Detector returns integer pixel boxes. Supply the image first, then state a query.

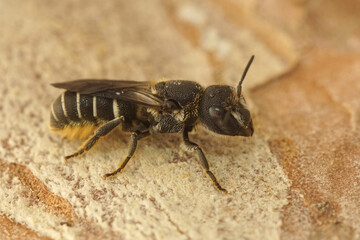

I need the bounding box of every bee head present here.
[198,56,254,136]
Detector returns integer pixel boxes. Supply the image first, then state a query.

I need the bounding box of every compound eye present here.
[209,106,226,119]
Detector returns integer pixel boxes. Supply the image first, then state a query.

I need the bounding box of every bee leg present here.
[104,130,150,178]
[65,117,124,161]
[183,130,228,193]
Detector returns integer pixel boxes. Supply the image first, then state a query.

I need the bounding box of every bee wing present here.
[51,79,149,94]
[51,79,164,107]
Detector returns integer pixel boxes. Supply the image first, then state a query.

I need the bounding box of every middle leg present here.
[104,130,150,178]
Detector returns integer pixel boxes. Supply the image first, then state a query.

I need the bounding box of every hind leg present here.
[65,117,124,161]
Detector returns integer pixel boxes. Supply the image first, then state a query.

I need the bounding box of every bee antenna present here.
[237,55,255,97]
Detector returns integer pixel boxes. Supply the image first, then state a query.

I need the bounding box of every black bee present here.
[50,56,255,192]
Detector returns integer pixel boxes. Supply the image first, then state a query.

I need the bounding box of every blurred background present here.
[0,0,360,239]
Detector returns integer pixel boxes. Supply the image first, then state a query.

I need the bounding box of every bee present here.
[50,56,255,192]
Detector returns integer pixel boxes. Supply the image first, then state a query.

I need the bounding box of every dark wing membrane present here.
[93,88,164,107]
[51,79,164,107]
[51,79,149,94]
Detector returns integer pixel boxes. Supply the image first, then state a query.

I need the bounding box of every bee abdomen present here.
[50,91,120,131]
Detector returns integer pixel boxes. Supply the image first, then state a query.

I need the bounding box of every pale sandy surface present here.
[0,0,360,240]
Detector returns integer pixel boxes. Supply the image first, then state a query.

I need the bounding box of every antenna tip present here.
[237,55,255,96]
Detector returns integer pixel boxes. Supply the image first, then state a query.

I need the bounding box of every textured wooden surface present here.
[1,0,359,239]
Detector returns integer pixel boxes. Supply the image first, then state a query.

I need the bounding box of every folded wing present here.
[52,79,164,107]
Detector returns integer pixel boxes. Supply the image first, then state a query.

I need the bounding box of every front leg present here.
[183,130,227,193]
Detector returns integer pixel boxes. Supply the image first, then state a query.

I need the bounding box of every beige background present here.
[0,0,360,239]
